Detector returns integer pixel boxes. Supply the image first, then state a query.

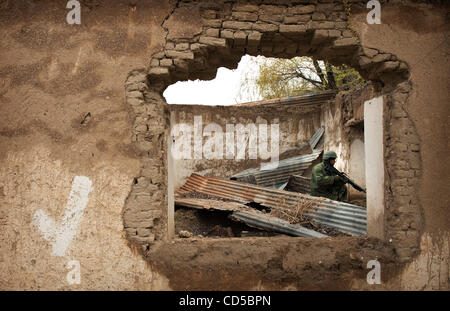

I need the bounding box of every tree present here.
[239,56,365,100]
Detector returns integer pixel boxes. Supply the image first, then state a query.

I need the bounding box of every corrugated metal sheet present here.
[285,175,311,194]
[234,90,336,108]
[277,143,312,159]
[177,174,367,236]
[231,151,322,188]
[175,197,247,211]
[175,197,327,238]
[309,127,325,150]
[230,211,328,238]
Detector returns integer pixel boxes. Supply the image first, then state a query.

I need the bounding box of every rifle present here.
[325,165,366,193]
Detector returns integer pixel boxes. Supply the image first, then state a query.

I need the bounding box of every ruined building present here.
[0,0,448,290]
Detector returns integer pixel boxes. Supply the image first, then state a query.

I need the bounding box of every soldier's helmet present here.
[323,151,337,160]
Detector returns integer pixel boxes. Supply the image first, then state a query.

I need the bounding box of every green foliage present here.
[256,57,320,99]
[332,64,365,92]
[241,56,365,100]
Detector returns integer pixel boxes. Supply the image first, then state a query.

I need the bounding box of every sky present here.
[163,55,264,106]
[163,54,324,106]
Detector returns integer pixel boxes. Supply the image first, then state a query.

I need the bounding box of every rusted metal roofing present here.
[234,90,336,108]
[285,175,311,194]
[231,151,322,188]
[177,174,367,236]
[175,196,327,238]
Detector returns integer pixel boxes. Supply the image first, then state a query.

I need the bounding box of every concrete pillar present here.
[167,112,175,239]
[349,138,366,198]
[364,96,385,239]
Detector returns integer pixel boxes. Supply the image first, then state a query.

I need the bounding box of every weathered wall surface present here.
[322,84,373,197]
[0,0,448,290]
[0,0,171,290]
[351,2,450,290]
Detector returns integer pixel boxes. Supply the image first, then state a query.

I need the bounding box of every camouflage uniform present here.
[310,151,348,201]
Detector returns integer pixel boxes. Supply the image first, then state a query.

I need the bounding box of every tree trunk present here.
[312,59,327,89]
[325,62,337,90]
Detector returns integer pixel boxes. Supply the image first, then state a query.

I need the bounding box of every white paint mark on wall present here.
[33,176,93,257]
[350,139,366,188]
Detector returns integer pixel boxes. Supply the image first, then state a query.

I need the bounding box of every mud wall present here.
[0,0,448,290]
[351,2,449,289]
[322,84,374,196]
[0,0,170,290]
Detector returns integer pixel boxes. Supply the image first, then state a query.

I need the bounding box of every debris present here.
[175,197,246,212]
[230,210,328,238]
[175,196,327,237]
[205,225,234,237]
[269,209,348,237]
[278,143,312,160]
[285,175,311,194]
[174,205,275,238]
[178,230,193,238]
[231,151,322,188]
[177,174,367,236]
[179,191,236,202]
[230,127,325,188]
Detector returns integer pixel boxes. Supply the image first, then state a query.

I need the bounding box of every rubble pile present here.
[175,127,366,239]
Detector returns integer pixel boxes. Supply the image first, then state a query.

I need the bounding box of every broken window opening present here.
[165,55,371,240]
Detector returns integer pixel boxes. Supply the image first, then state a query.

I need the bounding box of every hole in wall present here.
[163,54,370,240]
[121,2,422,289]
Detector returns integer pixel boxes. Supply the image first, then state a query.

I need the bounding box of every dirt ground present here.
[174,207,281,238]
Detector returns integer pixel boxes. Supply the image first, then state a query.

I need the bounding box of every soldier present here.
[310,151,348,201]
